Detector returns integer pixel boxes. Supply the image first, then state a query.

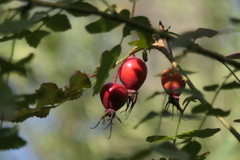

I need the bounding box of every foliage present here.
[0,0,240,160]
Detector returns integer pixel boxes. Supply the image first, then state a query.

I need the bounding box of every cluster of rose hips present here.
[92,54,186,138]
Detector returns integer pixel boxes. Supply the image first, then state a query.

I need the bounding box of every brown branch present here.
[153,29,240,142]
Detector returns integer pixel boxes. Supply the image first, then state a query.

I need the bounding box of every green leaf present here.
[194,152,210,160]
[30,12,47,22]
[0,53,34,76]
[221,81,240,89]
[142,49,148,62]
[15,53,34,66]
[128,32,150,48]
[35,83,65,108]
[177,128,221,139]
[25,30,50,48]
[15,92,41,109]
[0,0,11,4]
[11,108,50,122]
[192,28,218,40]
[45,14,71,32]
[230,17,240,24]
[191,103,211,114]
[123,16,151,37]
[181,141,201,157]
[0,127,26,150]
[65,70,91,100]
[66,1,98,17]
[128,148,152,160]
[134,111,159,129]
[0,20,33,33]
[154,141,189,160]
[234,119,240,123]
[0,30,31,43]
[182,89,203,98]
[124,16,153,48]
[146,135,173,143]
[203,84,219,91]
[207,108,230,117]
[85,9,130,34]
[93,45,121,95]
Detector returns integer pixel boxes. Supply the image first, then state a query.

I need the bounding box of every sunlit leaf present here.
[93,45,121,95]
[25,30,50,48]
[66,1,98,17]
[146,135,173,143]
[128,32,151,48]
[207,108,230,117]
[226,52,240,59]
[0,127,26,150]
[124,16,153,48]
[154,141,189,160]
[221,81,240,89]
[45,14,71,32]
[85,9,130,34]
[0,20,33,33]
[181,141,201,157]
[203,84,219,91]
[191,103,211,114]
[177,128,220,139]
[134,111,159,129]
[35,83,65,108]
[65,70,91,100]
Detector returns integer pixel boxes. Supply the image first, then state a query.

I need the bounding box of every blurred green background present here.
[1,0,240,159]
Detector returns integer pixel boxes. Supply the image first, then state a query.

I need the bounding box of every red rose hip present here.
[161,67,186,114]
[92,82,128,138]
[118,54,148,118]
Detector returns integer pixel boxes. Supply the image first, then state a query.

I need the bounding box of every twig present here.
[24,0,240,70]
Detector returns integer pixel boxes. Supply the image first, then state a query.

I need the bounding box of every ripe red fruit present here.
[161,67,186,114]
[118,54,148,117]
[91,82,128,138]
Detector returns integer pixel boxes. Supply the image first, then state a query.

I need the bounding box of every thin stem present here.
[197,71,232,130]
[222,62,240,82]
[131,2,136,18]
[6,39,16,84]
[155,94,168,134]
